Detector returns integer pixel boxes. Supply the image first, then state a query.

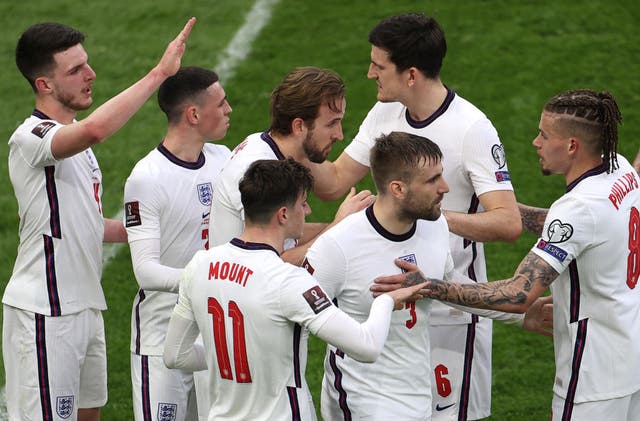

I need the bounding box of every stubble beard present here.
[302,131,328,164]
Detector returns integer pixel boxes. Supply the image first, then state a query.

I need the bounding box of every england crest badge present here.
[197,182,213,206]
[398,253,417,273]
[157,402,177,421]
[56,395,74,419]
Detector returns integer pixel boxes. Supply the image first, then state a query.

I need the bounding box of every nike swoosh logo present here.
[202,212,210,219]
[435,403,455,411]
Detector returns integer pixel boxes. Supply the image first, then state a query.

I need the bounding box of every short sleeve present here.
[344,104,383,167]
[462,118,514,197]
[10,120,62,168]
[531,197,595,274]
[303,232,347,300]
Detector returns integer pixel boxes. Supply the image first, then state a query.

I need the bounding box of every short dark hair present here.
[368,13,446,78]
[16,22,86,92]
[157,66,220,124]
[270,66,345,136]
[370,131,443,194]
[544,89,622,173]
[239,158,314,225]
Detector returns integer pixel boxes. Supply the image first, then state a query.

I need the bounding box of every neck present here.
[162,127,206,162]
[239,224,286,255]
[35,97,77,125]
[372,198,414,235]
[405,78,448,122]
[565,155,605,186]
[269,131,305,161]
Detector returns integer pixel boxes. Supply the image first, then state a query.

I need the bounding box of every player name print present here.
[208,260,254,287]
[608,171,639,210]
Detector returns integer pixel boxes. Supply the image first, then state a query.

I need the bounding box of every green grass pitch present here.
[1,1,638,419]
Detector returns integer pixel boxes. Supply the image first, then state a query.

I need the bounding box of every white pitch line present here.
[0,1,280,418]
[214,0,281,83]
[102,0,281,266]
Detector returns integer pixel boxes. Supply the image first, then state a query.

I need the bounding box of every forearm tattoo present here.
[518,204,548,236]
[410,252,558,309]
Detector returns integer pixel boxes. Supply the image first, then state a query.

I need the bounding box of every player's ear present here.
[407,67,419,87]
[389,180,406,199]
[291,117,306,136]
[567,137,578,153]
[34,76,52,95]
[275,205,289,225]
[185,104,199,125]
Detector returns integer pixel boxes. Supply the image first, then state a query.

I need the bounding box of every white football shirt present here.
[531,155,640,403]
[345,91,513,324]
[174,239,344,421]
[304,206,454,420]
[4,110,106,316]
[125,142,231,355]
[210,131,285,247]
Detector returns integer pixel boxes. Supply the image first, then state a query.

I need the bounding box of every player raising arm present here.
[3,18,195,421]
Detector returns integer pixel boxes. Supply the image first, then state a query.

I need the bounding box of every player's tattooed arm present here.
[518,203,548,236]
[373,252,558,313]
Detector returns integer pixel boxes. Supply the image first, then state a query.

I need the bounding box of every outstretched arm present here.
[371,251,558,314]
[444,190,521,243]
[518,203,548,237]
[307,152,370,201]
[314,281,427,363]
[51,18,196,159]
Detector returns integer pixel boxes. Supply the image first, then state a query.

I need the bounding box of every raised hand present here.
[156,17,197,78]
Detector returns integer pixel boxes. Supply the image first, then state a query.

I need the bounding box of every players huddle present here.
[3,12,639,421]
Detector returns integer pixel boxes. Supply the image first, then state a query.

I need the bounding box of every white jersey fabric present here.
[530,155,640,407]
[345,90,513,419]
[304,206,454,420]
[124,142,231,356]
[171,238,395,421]
[4,110,106,316]
[345,91,513,306]
[210,131,285,247]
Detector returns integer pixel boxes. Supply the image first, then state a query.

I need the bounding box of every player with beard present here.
[374,90,640,421]
[163,158,428,420]
[307,14,521,420]
[3,18,195,421]
[210,66,374,265]
[303,132,551,420]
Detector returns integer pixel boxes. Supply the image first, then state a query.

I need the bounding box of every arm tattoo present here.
[402,272,428,288]
[518,203,548,236]
[420,252,558,310]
